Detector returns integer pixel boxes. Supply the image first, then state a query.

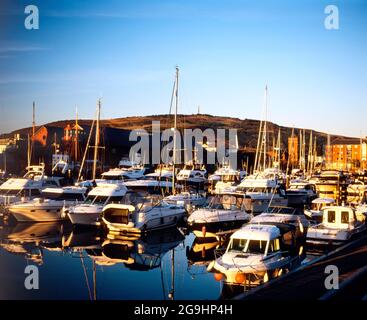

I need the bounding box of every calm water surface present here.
[0,214,236,300]
[0,211,316,300]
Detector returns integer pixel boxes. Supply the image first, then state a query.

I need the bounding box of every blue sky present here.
[0,0,366,137]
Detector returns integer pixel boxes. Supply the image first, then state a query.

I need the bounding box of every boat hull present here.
[104,209,185,236]
[68,211,101,227]
[9,207,65,222]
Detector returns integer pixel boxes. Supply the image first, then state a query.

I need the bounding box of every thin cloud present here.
[0,46,48,53]
[0,68,169,85]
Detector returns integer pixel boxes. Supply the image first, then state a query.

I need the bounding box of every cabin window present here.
[245,240,267,254]
[341,211,349,224]
[229,238,247,251]
[327,211,336,223]
[268,239,280,253]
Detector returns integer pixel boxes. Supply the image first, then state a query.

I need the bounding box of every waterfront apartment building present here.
[325,139,367,171]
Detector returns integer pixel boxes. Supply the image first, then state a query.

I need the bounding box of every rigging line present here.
[80,251,93,300]
[77,117,96,182]
[168,76,176,116]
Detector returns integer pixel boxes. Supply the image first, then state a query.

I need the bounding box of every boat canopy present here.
[230,224,281,241]
[311,197,335,204]
[88,184,127,197]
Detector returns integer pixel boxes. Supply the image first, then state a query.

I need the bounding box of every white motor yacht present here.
[0,165,63,206]
[306,205,367,246]
[101,167,146,182]
[124,172,181,194]
[102,200,186,235]
[250,206,310,239]
[41,185,88,201]
[8,185,88,223]
[163,191,207,207]
[188,192,252,240]
[176,163,207,187]
[286,180,317,207]
[208,223,298,284]
[66,183,128,227]
[208,164,246,194]
[236,175,288,214]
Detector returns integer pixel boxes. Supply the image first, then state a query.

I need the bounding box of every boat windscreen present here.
[229,238,268,254]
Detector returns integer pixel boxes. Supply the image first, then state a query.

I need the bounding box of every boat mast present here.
[92,99,101,180]
[32,101,35,164]
[275,128,281,169]
[254,117,263,173]
[263,85,268,171]
[172,67,179,195]
[286,127,294,175]
[307,130,313,174]
[77,118,95,182]
[299,129,306,171]
[75,106,79,163]
[27,102,36,167]
[313,137,317,172]
[327,133,331,169]
[27,134,31,167]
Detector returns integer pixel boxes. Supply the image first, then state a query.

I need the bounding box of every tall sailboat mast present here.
[327,133,331,169]
[263,85,268,170]
[307,130,313,174]
[92,99,101,180]
[286,126,295,178]
[254,118,263,173]
[274,128,281,169]
[75,107,79,162]
[32,101,35,145]
[299,130,304,170]
[28,102,36,167]
[172,67,179,195]
[27,134,31,167]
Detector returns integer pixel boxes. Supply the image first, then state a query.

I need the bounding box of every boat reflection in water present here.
[100,227,185,270]
[186,236,227,267]
[0,218,218,299]
[0,221,69,265]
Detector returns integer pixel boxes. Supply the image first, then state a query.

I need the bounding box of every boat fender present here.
[207,260,214,272]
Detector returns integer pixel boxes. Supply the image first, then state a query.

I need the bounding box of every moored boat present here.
[187,192,252,240]
[208,223,300,285]
[102,200,185,235]
[306,205,367,246]
[66,183,128,227]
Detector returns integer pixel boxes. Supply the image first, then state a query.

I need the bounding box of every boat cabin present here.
[322,206,362,229]
[85,184,127,205]
[226,223,296,257]
[208,193,245,210]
